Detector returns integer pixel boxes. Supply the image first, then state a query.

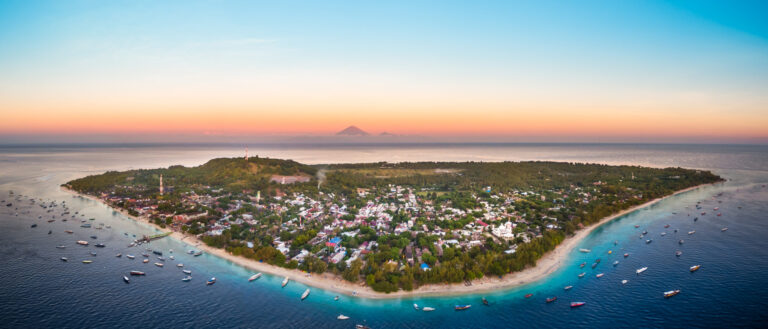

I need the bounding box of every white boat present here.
[688,231,695,235]
[154,262,164,267]
[182,276,192,282]
[621,279,628,284]
[636,267,648,274]
[183,269,192,274]
[413,303,419,310]
[613,261,619,266]
[282,277,289,287]
[579,248,591,253]
[422,307,435,312]
[249,273,262,282]
[721,227,728,232]
[301,288,310,300]
[123,275,130,283]
[337,315,349,320]
[177,263,183,268]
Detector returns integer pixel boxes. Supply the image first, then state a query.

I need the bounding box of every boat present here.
[694,217,698,221]
[578,272,585,278]
[591,263,597,269]
[115,253,122,257]
[717,213,722,216]
[721,227,728,232]
[90,235,97,239]
[613,261,619,266]
[579,248,591,253]
[123,275,130,283]
[129,271,145,275]
[126,255,135,259]
[679,240,684,245]
[454,305,471,311]
[690,265,701,272]
[157,256,165,261]
[413,303,419,310]
[660,232,666,236]
[664,224,670,228]
[664,290,680,298]
[177,264,184,268]
[646,239,653,244]
[579,262,586,268]
[82,260,92,264]
[634,225,640,228]
[182,276,192,282]
[596,273,604,278]
[688,231,695,235]
[676,251,683,257]
[624,253,629,258]
[60,257,68,262]
[207,277,216,285]
[56,245,66,249]
[356,325,372,329]
[95,243,105,248]
[482,297,489,306]
[642,230,648,235]
[636,267,648,274]
[80,224,90,228]
[595,258,601,263]
[65,230,73,234]
[169,255,174,260]
[546,296,557,303]
[153,250,163,256]
[337,315,349,320]
[422,307,435,312]
[570,302,586,308]
[564,286,573,290]
[248,273,262,282]
[524,293,533,298]
[194,251,203,257]
[301,288,310,300]
[76,240,88,246]
[154,262,163,267]
[714,207,719,211]
[183,270,192,275]
[142,259,149,263]
[621,279,628,284]
[89,251,97,256]
[282,277,289,287]
[334,296,339,301]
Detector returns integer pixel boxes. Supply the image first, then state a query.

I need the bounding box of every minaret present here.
[159,174,164,196]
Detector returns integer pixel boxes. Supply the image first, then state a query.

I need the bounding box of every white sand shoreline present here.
[62,183,710,299]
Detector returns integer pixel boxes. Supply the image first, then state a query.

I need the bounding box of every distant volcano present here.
[336,125,370,136]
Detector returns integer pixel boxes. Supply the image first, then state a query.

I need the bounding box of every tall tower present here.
[159,174,164,196]
[245,147,249,161]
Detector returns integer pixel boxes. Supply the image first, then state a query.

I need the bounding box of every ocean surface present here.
[0,143,767,329]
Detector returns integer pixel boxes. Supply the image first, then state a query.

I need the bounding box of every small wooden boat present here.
[129,271,145,275]
[282,277,289,287]
[664,290,680,298]
[636,267,648,274]
[207,277,216,285]
[546,296,557,303]
[143,259,149,263]
[154,262,163,267]
[690,265,701,272]
[570,302,586,308]
[578,272,585,278]
[454,305,471,310]
[301,288,310,300]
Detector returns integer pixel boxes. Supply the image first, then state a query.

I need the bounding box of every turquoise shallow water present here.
[0,144,767,328]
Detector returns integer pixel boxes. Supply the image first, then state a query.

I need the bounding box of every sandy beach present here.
[63,183,710,299]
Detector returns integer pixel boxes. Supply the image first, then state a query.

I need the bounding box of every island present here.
[64,157,722,296]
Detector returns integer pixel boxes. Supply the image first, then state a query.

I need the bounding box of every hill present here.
[336,125,369,136]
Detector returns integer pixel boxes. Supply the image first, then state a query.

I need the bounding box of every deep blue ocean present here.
[0,143,767,328]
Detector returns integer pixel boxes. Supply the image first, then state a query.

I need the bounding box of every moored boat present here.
[56,245,66,249]
[454,305,471,310]
[129,271,145,275]
[337,315,350,320]
[624,253,629,258]
[143,259,149,263]
[578,272,585,278]
[636,267,648,274]
[126,255,135,259]
[207,277,216,285]
[422,307,435,312]
[413,303,419,310]
[177,263,183,268]
[579,262,585,268]
[182,276,192,282]
[183,269,192,274]
[154,262,163,267]
[248,273,262,282]
[721,227,728,232]
[123,275,130,283]
[688,231,695,235]
[82,260,92,264]
[524,293,533,298]
[596,273,604,278]
[570,302,586,308]
[578,248,591,253]
[613,260,619,266]
[282,277,289,287]
[76,240,88,246]
[621,279,628,284]
[564,285,572,290]
[60,257,68,261]
[301,288,310,300]
[546,296,557,303]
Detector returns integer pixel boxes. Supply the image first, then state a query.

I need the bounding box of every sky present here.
[1,0,767,144]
